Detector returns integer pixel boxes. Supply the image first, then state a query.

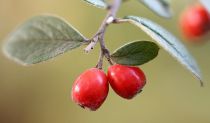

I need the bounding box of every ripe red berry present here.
[107,64,146,99]
[71,68,109,111]
[180,4,210,40]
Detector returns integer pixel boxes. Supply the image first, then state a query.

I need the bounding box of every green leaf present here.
[200,0,210,13]
[111,41,159,66]
[83,0,108,9]
[138,0,172,18]
[3,15,86,65]
[124,16,203,85]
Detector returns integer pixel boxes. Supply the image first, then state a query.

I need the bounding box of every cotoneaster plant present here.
[180,4,210,40]
[2,0,207,111]
[108,64,146,99]
[72,68,108,111]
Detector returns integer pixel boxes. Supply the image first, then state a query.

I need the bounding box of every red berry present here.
[107,64,146,99]
[71,68,109,111]
[180,4,210,40]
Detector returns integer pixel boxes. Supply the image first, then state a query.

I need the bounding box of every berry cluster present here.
[71,64,146,111]
[180,4,210,41]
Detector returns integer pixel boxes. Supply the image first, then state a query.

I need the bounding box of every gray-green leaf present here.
[111,41,159,66]
[200,0,210,13]
[3,15,86,65]
[124,16,203,85]
[83,0,108,9]
[138,0,172,18]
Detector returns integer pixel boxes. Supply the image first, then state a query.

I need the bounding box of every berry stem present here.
[96,50,104,69]
[84,0,121,67]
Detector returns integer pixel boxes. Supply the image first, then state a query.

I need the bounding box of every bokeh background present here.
[0,0,210,123]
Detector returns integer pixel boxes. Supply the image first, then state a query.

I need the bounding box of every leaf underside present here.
[139,0,172,18]
[124,16,203,84]
[3,15,86,65]
[111,41,159,66]
[83,0,108,9]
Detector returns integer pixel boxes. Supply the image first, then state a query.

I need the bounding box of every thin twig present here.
[95,50,104,69]
[85,0,121,68]
[113,18,129,24]
[96,27,113,68]
[84,0,121,53]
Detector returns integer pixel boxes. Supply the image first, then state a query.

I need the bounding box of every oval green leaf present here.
[138,0,172,18]
[124,16,203,85]
[200,0,210,13]
[83,0,108,9]
[3,15,86,65]
[111,41,159,66]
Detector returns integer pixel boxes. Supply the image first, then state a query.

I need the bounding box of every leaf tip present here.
[200,80,204,87]
[192,71,204,87]
[2,42,30,66]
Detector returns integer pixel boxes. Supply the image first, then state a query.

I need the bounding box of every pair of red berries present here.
[71,64,146,111]
[180,4,210,40]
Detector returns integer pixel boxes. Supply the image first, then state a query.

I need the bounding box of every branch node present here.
[106,16,114,24]
[84,41,97,53]
[84,0,121,65]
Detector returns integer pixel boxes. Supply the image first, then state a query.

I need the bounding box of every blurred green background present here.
[0,0,210,123]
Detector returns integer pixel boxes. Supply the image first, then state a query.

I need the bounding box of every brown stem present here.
[84,0,121,68]
[84,0,121,52]
[95,50,104,69]
[113,18,129,24]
